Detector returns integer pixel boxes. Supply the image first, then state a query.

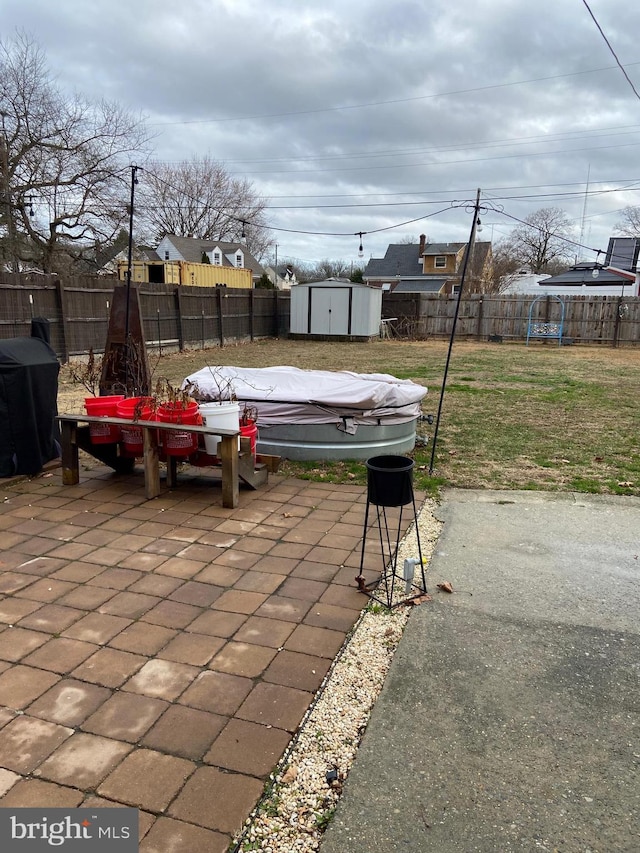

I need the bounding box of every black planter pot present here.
[366,455,414,507]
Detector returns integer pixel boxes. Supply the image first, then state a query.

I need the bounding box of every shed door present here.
[309,288,350,335]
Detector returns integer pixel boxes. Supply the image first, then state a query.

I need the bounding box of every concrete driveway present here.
[320,489,640,853]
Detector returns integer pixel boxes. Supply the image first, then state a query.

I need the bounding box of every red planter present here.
[85,395,124,444]
[157,401,201,457]
[116,397,156,457]
[240,420,258,463]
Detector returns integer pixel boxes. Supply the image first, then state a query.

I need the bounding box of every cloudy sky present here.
[3,0,640,266]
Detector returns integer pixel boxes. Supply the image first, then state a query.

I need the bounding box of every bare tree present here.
[614,206,640,238]
[295,259,355,282]
[486,241,522,292]
[0,32,152,273]
[137,156,273,261]
[502,207,574,273]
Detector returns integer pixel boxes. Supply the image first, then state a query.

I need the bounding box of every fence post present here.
[476,294,484,341]
[273,289,279,337]
[173,287,184,351]
[249,289,255,341]
[217,288,225,346]
[612,296,622,348]
[55,277,70,362]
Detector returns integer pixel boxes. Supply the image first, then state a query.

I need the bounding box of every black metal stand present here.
[356,455,427,608]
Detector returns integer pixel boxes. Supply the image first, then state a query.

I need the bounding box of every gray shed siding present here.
[290,281,382,337]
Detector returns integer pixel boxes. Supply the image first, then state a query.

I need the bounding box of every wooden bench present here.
[57,414,265,508]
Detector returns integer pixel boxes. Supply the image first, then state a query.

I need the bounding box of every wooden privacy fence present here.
[0,273,290,360]
[1,273,638,355]
[382,292,640,346]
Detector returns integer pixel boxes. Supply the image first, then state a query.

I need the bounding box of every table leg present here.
[143,426,161,499]
[60,420,79,485]
[219,434,239,508]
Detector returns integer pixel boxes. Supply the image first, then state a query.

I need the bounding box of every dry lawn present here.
[58,338,640,497]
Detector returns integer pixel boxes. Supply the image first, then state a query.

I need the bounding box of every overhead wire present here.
[581,0,640,102]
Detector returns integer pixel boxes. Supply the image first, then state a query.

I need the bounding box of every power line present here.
[149,60,640,126]
[581,0,640,102]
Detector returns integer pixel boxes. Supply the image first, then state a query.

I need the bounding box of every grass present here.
[58,337,640,498]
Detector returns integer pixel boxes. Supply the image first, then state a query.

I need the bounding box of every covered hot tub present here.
[184,365,427,461]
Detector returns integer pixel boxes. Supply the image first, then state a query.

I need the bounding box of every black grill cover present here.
[0,333,60,477]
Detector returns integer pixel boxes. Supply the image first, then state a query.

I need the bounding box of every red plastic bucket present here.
[157,401,201,457]
[240,421,258,463]
[116,397,155,456]
[84,395,124,444]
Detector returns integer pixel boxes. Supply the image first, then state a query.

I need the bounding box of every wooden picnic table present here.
[57,414,246,507]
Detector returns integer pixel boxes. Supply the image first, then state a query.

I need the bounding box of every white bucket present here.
[199,401,240,456]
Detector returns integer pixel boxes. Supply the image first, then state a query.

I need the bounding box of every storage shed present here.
[289,279,382,340]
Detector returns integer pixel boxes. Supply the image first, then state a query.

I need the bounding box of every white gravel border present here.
[232,499,442,853]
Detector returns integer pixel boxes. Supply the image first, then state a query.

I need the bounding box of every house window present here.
[164,251,170,260]
[236,254,243,267]
[213,252,221,265]
[435,256,446,268]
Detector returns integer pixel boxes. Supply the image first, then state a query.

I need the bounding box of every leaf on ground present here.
[407,593,432,606]
[281,765,298,784]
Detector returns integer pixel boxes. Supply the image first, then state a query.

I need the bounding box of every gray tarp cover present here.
[184,365,427,425]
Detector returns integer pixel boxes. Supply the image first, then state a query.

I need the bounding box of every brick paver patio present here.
[0,463,417,851]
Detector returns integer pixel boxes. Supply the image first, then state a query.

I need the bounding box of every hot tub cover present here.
[184,365,427,426]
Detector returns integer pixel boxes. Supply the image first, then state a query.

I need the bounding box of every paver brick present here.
[142,705,226,760]
[98,748,195,812]
[237,682,312,732]
[108,622,177,655]
[179,670,253,716]
[34,732,132,788]
[71,647,146,688]
[263,649,331,692]
[212,589,268,614]
[0,715,73,773]
[98,591,161,619]
[157,632,225,666]
[27,679,111,726]
[0,778,84,807]
[122,658,199,701]
[17,604,85,634]
[284,624,346,658]
[22,637,98,674]
[209,641,277,677]
[0,665,60,709]
[205,718,290,777]
[0,597,42,624]
[233,615,295,648]
[186,609,247,638]
[14,578,76,602]
[82,692,168,742]
[304,602,359,632]
[168,580,223,606]
[0,626,49,661]
[140,816,229,853]
[140,599,203,629]
[168,765,263,834]
[62,612,132,644]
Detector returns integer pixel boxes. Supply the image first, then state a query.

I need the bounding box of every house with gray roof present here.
[363,234,492,294]
[503,237,640,296]
[155,234,266,284]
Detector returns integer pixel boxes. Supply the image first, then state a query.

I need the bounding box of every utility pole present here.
[0,111,18,272]
[429,188,482,475]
